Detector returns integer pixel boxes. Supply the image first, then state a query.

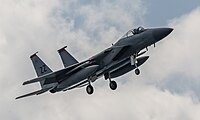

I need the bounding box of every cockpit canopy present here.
[121,26,145,39]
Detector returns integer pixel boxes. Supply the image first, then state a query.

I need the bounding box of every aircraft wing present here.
[63,80,88,91]
[89,45,130,62]
[16,87,52,99]
[112,45,131,61]
[23,76,47,85]
[22,70,63,85]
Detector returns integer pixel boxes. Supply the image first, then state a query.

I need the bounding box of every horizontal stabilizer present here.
[16,87,52,99]
[23,60,90,86]
[22,71,56,85]
[23,77,44,85]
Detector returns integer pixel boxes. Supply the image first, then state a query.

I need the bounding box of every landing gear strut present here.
[130,54,140,75]
[86,79,94,95]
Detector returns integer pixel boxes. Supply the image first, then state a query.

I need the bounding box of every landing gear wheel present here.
[86,85,94,95]
[109,81,117,90]
[135,68,140,75]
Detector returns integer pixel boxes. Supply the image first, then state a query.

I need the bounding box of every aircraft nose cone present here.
[153,28,173,41]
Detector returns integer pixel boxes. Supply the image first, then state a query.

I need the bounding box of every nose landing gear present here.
[135,68,140,75]
[86,84,94,95]
[130,54,140,75]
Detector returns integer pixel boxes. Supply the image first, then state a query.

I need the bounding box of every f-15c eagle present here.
[16,26,173,99]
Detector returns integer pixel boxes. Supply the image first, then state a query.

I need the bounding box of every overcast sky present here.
[0,0,200,120]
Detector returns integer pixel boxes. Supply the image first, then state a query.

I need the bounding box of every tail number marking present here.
[40,65,47,74]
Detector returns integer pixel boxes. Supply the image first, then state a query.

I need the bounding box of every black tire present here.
[86,85,94,95]
[135,68,140,75]
[109,81,117,90]
[50,89,56,93]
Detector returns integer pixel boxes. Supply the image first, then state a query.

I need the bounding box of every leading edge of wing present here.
[16,87,52,99]
[112,45,131,61]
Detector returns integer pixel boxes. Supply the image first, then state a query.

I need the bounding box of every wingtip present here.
[15,96,21,100]
[22,80,30,85]
[30,51,39,59]
[22,82,26,85]
[57,46,67,53]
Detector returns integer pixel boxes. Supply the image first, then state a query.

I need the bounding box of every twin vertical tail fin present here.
[57,46,79,67]
[30,47,78,88]
[30,52,53,88]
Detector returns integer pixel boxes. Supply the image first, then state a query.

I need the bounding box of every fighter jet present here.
[16,26,173,99]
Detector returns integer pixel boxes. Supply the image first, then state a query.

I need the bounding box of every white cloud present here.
[138,7,200,100]
[0,0,200,120]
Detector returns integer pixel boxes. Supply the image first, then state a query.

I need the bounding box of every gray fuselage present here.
[55,27,173,91]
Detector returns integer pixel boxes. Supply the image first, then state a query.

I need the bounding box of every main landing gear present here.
[86,79,94,95]
[86,54,142,95]
[86,75,98,94]
[86,72,118,95]
[107,72,117,90]
[109,78,117,90]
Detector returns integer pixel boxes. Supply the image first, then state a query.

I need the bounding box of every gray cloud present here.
[0,0,200,120]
